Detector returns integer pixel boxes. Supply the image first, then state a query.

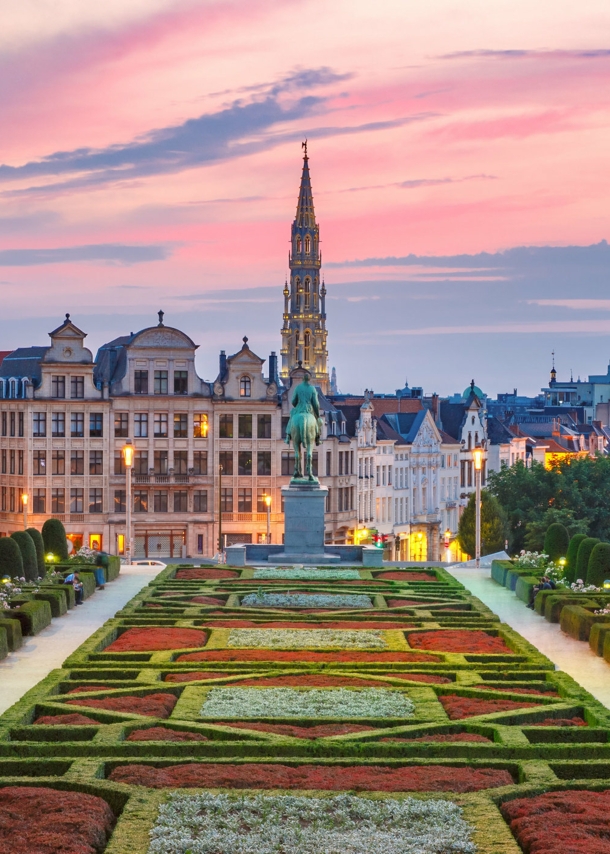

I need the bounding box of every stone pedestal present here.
[267,480,340,564]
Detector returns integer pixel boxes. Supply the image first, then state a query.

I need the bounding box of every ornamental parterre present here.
[241,592,374,609]
[226,628,388,649]
[252,567,361,580]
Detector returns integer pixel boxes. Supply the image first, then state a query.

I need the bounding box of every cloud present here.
[527,299,610,310]
[440,49,610,61]
[0,211,61,233]
[347,320,610,339]
[0,243,172,266]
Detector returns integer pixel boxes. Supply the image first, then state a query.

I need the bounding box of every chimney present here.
[430,393,439,425]
[219,350,227,379]
[268,351,278,385]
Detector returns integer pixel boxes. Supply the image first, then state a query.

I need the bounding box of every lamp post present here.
[264,493,272,543]
[21,493,28,530]
[444,527,451,563]
[218,464,223,554]
[473,447,483,569]
[122,441,134,563]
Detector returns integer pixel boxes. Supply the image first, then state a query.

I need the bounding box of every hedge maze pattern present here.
[1,563,610,853]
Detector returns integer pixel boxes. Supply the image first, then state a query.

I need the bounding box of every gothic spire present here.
[295,142,316,229]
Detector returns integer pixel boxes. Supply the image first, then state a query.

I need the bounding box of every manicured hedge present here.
[26,528,46,578]
[543,523,569,562]
[0,618,22,651]
[10,532,38,583]
[6,599,52,635]
[565,533,588,584]
[576,537,600,582]
[0,538,23,580]
[586,542,610,588]
[560,605,610,642]
[42,518,69,561]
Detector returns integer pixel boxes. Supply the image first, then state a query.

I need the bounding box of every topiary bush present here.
[575,537,600,584]
[42,518,68,561]
[543,523,570,563]
[565,533,588,584]
[0,537,24,580]
[26,528,45,578]
[586,542,610,588]
[10,532,38,583]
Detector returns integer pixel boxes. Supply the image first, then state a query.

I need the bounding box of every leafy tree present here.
[575,537,600,583]
[487,461,559,552]
[42,518,68,561]
[586,542,610,587]
[10,532,38,582]
[0,538,24,580]
[457,490,510,558]
[523,508,588,553]
[565,533,588,584]
[26,528,45,578]
[543,522,570,562]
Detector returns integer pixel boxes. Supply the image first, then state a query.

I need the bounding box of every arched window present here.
[295,277,301,310]
[240,376,251,397]
[296,236,302,253]
[305,234,311,254]
[304,278,311,309]
[467,433,472,450]
[295,330,300,359]
[304,329,311,364]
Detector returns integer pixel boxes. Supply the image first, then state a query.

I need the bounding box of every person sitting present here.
[93,549,107,589]
[527,575,556,609]
[63,571,84,605]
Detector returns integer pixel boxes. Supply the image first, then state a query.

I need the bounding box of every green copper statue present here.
[285,373,322,481]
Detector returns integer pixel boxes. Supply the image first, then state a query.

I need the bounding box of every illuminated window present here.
[304,330,311,364]
[296,236,302,253]
[305,234,311,254]
[240,376,251,397]
[304,278,311,309]
[194,413,208,438]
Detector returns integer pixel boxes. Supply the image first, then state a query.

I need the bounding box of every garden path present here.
[448,563,610,710]
[0,564,165,715]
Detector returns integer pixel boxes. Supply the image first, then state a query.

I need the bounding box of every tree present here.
[457,490,510,558]
[26,528,46,578]
[0,538,24,580]
[575,537,600,584]
[42,518,68,561]
[543,523,570,562]
[586,542,610,587]
[523,508,588,553]
[10,532,38,583]
[487,461,560,552]
[565,533,588,584]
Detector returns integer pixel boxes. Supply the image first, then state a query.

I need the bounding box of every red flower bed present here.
[478,685,560,697]
[106,627,208,652]
[109,762,513,791]
[176,650,440,663]
[388,673,452,684]
[165,671,231,683]
[204,620,413,629]
[176,568,238,579]
[34,713,100,726]
[500,790,610,854]
[160,592,184,597]
[67,686,108,694]
[529,717,587,727]
[127,727,208,742]
[440,694,539,720]
[144,604,164,609]
[67,693,177,718]
[227,674,391,688]
[408,630,512,654]
[219,722,374,739]
[190,597,225,605]
[387,600,440,608]
[0,786,115,854]
[380,733,492,743]
[377,572,437,582]
[236,579,385,586]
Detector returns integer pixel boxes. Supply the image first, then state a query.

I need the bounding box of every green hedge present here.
[586,542,610,588]
[491,559,513,587]
[0,626,7,661]
[589,622,610,656]
[0,618,22,651]
[10,531,38,583]
[543,522,570,562]
[565,533,588,584]
[559,605,610,642]
[42,518,68,561]
[0,537,23,580]
[31,588,68,618]
[576,537,600,582]
[515,575,539,604]
[26,527,46,578]
[6,598,52,635]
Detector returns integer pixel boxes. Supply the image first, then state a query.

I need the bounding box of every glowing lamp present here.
[473,448,483,471]
[21,493,28,506]
[603,579,610,590]
[46,553,55,562]
[122,441,134,468]
[559,557,566,567]
[264,494,272,507]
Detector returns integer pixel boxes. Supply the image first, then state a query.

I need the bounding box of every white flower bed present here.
[241,592,373,609]
[149,792,476,854]
[253,568,361,580]
[199,687,414,718]
[227,628,387,649]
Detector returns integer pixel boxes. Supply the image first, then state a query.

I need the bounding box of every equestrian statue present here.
[285,372,322,481]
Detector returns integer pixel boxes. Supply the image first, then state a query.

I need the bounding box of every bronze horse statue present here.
[285,374,322,481]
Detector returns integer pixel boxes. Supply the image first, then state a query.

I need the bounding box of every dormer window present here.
[240,376,251,398]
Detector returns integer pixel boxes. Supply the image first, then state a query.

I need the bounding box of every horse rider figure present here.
[285,372,322,481]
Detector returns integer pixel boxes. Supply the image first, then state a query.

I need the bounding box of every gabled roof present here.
[439,400,467,441]
[380,410,427,443]
[0,347,48,383]
[487,415,515,445]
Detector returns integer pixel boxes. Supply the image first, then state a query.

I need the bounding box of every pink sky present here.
[1,0,610,393]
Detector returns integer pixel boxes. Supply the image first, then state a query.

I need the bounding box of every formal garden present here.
[0,560,608,853]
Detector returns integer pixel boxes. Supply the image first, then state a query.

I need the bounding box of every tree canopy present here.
[457,490,509,558]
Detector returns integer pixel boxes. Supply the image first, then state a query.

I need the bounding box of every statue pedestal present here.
[267,480,341,564]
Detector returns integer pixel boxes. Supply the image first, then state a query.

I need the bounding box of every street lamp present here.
[473,447,483,569]
[218,464,223,554]
[122,441,134,563]
[444,527,451,563]
[21,493,28,530]
[264,493,272,543]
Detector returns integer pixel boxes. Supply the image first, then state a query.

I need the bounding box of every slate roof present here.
[0,347,48,385]
[486,415,515,445]
[439,401,466,441]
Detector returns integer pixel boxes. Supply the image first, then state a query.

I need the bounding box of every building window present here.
[174,450,188,475]
[9,412,15,437]
[1,412,5,436]
[114,490,126,513]
[134,490,148,512]
[219,413,234,438]
[154,491,168,513]
[134,370,148,394]
[1,486,5,511]
[19,449,25,475]
[89,412,103,437]
[305,234,311,254]
[51,375,65,398]
[281,451,295,476]
[33,489,46,513]
[33,450,46,476]
[238,451,252,476]
[304,330,311,364]
[33,412,46,437]
[114,451,126,475]
[134,413,148,438]
[257,489,270,513]
[70,488,84,513]
[71,376,84,399]
[52,412,65,437]
[237,414,252,439]
[9,450,14,474]
[338,452,343,476]
[281,416,289,439]
[219,451,233,475]
[257,451,271,476]
[238,487,252,512]
[134,451,148,475]
[326,450,332,477]
[89,490,103,514]
[154,450,168,475]
[173,491,188,512]
[193,490,207,512]
[174,370,188,395]
[51,488,65,514]
[193,450,208,475]
[304,278,311,309]
[114,413,129,437]
[89,450,103,475]
[173,413,188,438]
[154,370,168,394]
[194,413,208,438]
[18,411,24,437]
[257,414,271,439]
[71,450,84,476]
[296,236,302,253]
[9,488,15,513]
[1,450,5,473]
[154,413,168,437]
[52,451,65,476]
[220,487,233,512]
[239,376,251,397]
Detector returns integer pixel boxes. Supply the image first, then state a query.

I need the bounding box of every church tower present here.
[280,143,329,393]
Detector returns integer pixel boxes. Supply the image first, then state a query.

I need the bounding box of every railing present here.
[221,513,283,523]
[133,474,192,484]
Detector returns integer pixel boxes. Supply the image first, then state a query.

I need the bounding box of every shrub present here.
[576,537,600,582]
[0,538,24,580]
[565,533,588,584]
[457,490,509,557]
[542,523,569,562]
[586,542,610,587]
[26,528,45,578]
[42,518,68,561]
[10,532,38,583]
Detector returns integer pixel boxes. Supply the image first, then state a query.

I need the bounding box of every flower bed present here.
[199,687,415,719]
[110,762,513,792]
[439,694,540,720]
[177,650,440,663]
[175,569,238,579]
[389,673,452,684]
[477,685,560,697]
[252,568,361,580]
[408,630,512,654]
[126,727,208,742]
[67,685,109,694]
[105,627,208,652]
[218,722,376,738]
[34,713,100,726]
[205,620,413,629]
[381,733,492,744]
[148,791,476,854]
[529,717,587,727]
[500,789,610,854]
[241,593,373,609]
[387,599,441,608]
[165,671,231,683]
[377,571,437,581]
[226,628,387,650]
[221,675,395,688]
[67,693,177,718]
[0,786,115,854]
[190,596,225,605]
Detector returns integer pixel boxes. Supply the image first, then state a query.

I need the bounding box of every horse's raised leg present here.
[293,439,302,478]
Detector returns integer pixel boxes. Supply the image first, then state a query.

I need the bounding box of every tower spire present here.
[295,141,316,229]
